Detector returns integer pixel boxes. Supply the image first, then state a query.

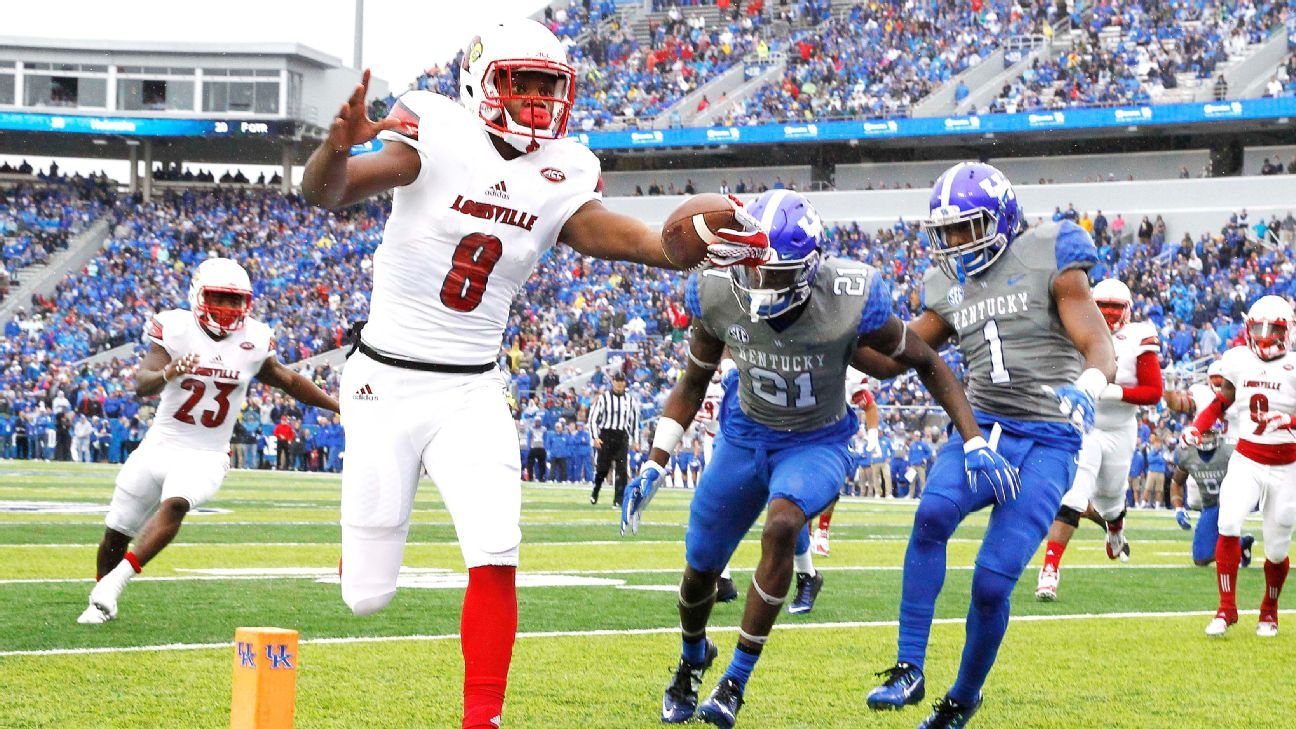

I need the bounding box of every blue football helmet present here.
[923,162,1023,281]
[731,190,823,321]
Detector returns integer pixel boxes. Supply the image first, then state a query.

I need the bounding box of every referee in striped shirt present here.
[588,372,639,506]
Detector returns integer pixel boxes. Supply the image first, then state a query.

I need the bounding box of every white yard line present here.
[0,609,1279,658]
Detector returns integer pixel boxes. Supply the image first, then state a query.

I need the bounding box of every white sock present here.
[720,566,732,580]
[794,550,815,577]
[93,558,136,602]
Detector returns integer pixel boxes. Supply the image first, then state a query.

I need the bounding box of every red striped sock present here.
[1043,541,1066,572]
[461,566,517,729]
[1216,536,1241,621]
[1262,558,1289,616]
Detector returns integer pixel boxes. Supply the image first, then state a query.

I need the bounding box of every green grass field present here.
[0,461,1287,728]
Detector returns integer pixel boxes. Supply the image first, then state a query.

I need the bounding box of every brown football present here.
[661,193,739,270]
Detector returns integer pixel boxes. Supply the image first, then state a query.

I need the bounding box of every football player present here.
[641,190,1017,727]
[813,367,882,556]
[299,20,769,729]
[77,258,339,624]
[1187,296,1296,638]
[859,163,1115,727]
[1168,423,1253,567]
[1035,278,1162,601]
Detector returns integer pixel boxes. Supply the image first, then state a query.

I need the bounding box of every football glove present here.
[1175,508,1192,530]
[1043,384,1096,434]
[620,461,665,536]
[866,428,882,458]
[706,195,771,268]
[1181,425,1202,448]
[1256,412,1296,436]
[964,427,1020,505]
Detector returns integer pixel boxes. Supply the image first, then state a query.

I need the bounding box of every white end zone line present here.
[1,609,1282,658]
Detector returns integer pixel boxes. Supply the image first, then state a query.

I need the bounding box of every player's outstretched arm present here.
[134,344,196,398]
[1054,269,1117,382]
[1186,378,1236,444]
[646,325,726,466]
[256,356,341,413]
[560,200,679,269]
[857,316,980,443]
[850,310,954,380]
[301,69,420,210]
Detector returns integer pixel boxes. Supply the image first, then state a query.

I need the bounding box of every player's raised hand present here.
[327,69,401,154]
[963,429,1020,505]
[1180,425,1202,448]
[164,353,199,382]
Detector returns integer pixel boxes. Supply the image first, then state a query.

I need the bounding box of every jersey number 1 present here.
[441,233,504,313]
[983,319,1011,384]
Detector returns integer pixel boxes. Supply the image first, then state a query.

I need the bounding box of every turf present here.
[0,462,1286,728]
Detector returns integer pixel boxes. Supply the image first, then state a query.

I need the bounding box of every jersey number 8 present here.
[441,233,504,313]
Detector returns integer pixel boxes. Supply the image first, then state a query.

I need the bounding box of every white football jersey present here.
[1189,382,1242,443]
[1095,320,1159,431]
[1217,345,1296,446]
[143,309,274,452]
[695,380,724,436]
[366,91,602,365]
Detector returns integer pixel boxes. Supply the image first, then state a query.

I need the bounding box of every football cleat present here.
[716,576,739,604]
[812,528,830,557]
[866,662,926,710]
[696,676,745,728]
[1257,614,1278,638]
[76,602,114,625]
[1105,530,1130,562]
[787,571,824,615]
[1241,535,1255,569]
[917,694,981,729]
[1035,566,1059,602]
[661,639,718,723]
[1205,613,1236,637]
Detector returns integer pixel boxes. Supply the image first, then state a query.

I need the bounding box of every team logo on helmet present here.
[947,284,965,307]
[727,324,750,344]
[541,167,566,183]
[465,36,483,72]
[240,342,255,350]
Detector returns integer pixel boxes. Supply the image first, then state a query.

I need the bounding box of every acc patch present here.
[465,36,483,72]
[240,341,255,350]
[727,324,750,344]
[946,284,965,307]
[541,167,566,183]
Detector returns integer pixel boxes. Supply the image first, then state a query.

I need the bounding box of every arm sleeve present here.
[1054,220,1099,274]
[857,273,893,336]
[1121,351,1164,405]
[684,274,704,320]
[1192,394,1229,432]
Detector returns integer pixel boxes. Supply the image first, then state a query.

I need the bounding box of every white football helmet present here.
[1092,278,1132,333]
[1244,295,1293,361]
[459,19,576,154]
[1206,359,1225,393]
[188,257,252,337]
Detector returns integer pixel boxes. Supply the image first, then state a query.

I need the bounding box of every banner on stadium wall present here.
[0,112,296,137]
[573,97,1296,150]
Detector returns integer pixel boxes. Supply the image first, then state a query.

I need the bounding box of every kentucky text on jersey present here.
[950,292,1031,330]
[731,348,828,372]
[449,195,539,231]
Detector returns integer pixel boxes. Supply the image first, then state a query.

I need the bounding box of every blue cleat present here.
[661,640,717,723]
[1242,534,1255,568]
[787,571,824,615]
[917,694,981,728]
[866,662,926,710]
[696,676,745,728]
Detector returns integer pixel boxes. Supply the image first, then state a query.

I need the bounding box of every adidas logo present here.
[211,354,225,365]
[353,384,378,401]
[485,179,509,199]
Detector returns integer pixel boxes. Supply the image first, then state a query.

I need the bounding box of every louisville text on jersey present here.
[950,292,1032,330]
[1242,379,1283,391]
[449,195,539,231]
[190,365,242,381]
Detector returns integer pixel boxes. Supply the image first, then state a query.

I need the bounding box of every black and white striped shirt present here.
[589,390,639,440]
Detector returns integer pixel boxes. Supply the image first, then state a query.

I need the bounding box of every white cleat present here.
[812,529,830,558]
[77,602,115,625]
[1205,617,1233,637]
[1035,566,1059,602]
[1257,621,1278,638]
[1105,530,1131,562]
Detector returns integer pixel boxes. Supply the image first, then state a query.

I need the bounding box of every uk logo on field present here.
[237,641,256,668]
[267,644,294,670]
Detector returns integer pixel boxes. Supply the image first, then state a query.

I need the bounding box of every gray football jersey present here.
[691,257,891,432]
[922,221,1096,422]
[1174,442,1234,510]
